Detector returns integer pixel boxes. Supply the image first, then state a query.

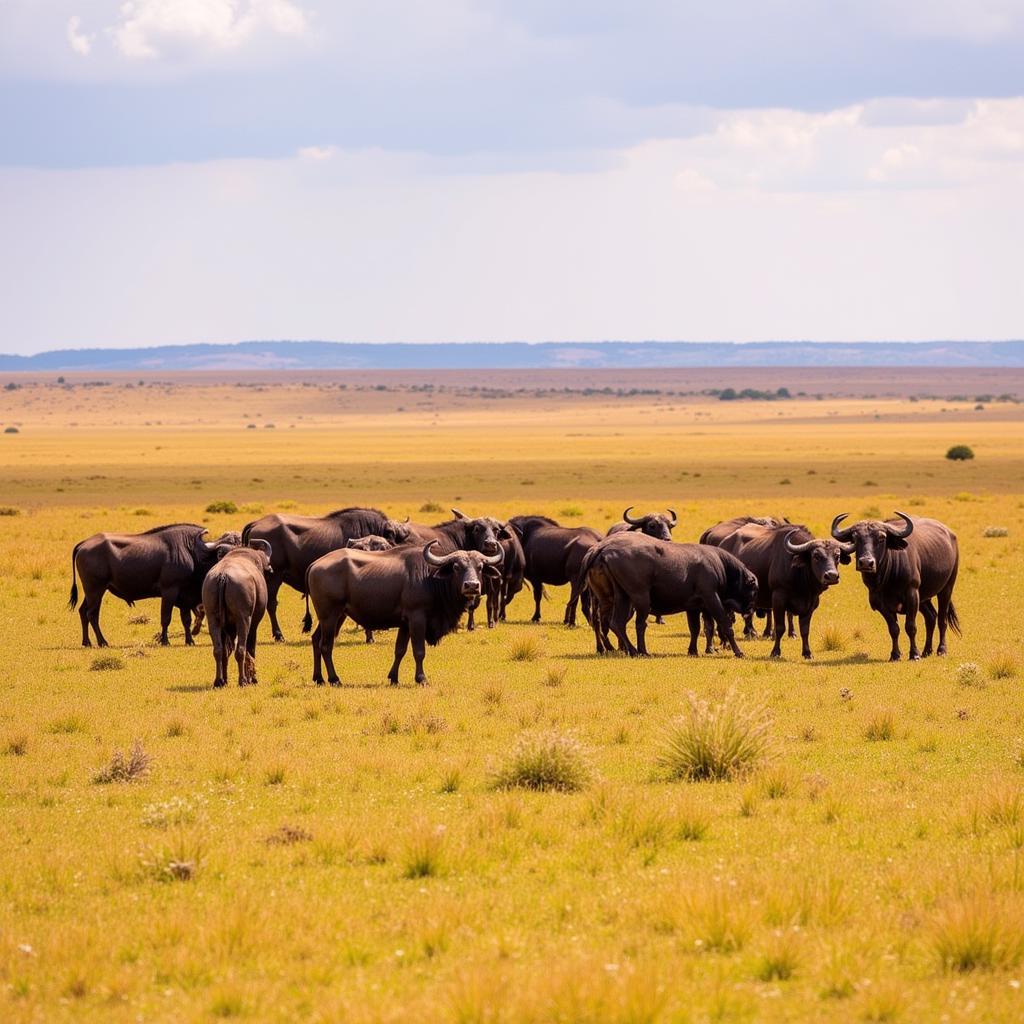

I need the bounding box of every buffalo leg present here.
[881,610,902,661]
[319,615,342,686]
[311,624,324,685]
[209,622,226,687]
[609,591,637,657]
[787,612,796,639]
[466,598,477,632]
[936,584,955,655]
[687,611,702,656]
[591,598,608,654]
[760,611,772,639]
[234,613,252,685]
[529,580,543,623]
[770,593,787,658]
[709,595,743,658]
[904,591,921,661]
[920,600,937,657]
[410,618,429,685]
[387,623,410,686]
[744,612,757,639]
[364,628,374,644]
[191,604,205,637]
[798,612,813,659]
[654,615,665,626]
[79,598,92,647]
[703,613,715,653]
[158,592,175,645]
[265,576,285,642]
[179,605,195,647]
[246,620,260,684]
[564,580,584,627]
[634,598,651,656]
[84,588,109,647]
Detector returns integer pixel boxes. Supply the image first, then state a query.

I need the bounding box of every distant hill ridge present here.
[2,340,1023,372]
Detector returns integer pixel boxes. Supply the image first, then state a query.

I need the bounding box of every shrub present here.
[418,501,443,513]
[819,624,846,652]
[4,426,18,434]
[933,896,1024,972]
[491,731,591,792]
[864,710,895,742]
[989,654,1018,680]
[983,526,1009,537]
[657,689,772,781]
[755,931,800,981]
[543,665,567,687]
[685,889,751,952]
[946,445,975,461]
[558,505,584,518]
[90,654,125,671]
[956,662,984,688]
[402,824,446,878]
[132,508,152,516]
[93,739,151,784]
[509,636,540,662]
[0,506,20,516]
[263,825,312,846]
[205,500,238,514]
[3,734,28,756]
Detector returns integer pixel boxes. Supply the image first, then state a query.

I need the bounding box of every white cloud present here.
[297,145,338,162]
[111,0,309,60]
[66,15,93,56]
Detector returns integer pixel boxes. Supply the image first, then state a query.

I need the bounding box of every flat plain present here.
[1,369,1023,1023]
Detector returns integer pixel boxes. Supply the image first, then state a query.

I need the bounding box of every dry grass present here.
[92,739,151,784]
[508,636,541,662]
[491,731,591,792]
[988,653,1018,680]
[657,689,772,781]
[864,709,896,742]
[933,895,1024,972]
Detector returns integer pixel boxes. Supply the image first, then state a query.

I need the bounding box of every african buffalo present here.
[69,524,240,647]
[699,515,793,639]
[581,533,758,658]
[406,509,503,556]
[507,515,602,626]
[346,535,396,642]
[607,506,678,541]
[831,511,961,660]
[202,541,273,687]
[241,507,412,641]
[491,524,526,626]
[303,541,503,686]
[719,523,853,658]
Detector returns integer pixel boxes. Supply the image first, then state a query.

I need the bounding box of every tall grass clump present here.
[402,824,446,879]
[819,624,846,652]
[491,731,591,792]
[93,739,151,784]
[983,526,1009,538]
[508,636,541,662]
[657,689,771,781]
[933,896,1024,972]
[205,500,238,514]
[864,709,896,742]
[988,654,1018,680]
[90,653,125,672]
[956,662,984,688]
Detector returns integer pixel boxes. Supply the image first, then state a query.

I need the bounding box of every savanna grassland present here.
[1,369,1023,1023]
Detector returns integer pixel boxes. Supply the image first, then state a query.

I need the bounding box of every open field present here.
[2,372,1024,1022]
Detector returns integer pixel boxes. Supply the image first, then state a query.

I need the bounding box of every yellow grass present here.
[2,372,1024,1021]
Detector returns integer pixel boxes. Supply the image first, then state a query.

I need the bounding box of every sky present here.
[1,1,1023,353]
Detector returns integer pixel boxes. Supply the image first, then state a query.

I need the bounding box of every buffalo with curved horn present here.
[608,506,678,542]
[831,510,961,660]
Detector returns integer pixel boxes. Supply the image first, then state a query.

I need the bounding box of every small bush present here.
[438,768,461,794]
[263,825,312,846]
[3,426,19,434]
[933,896,1024,972]
[755,931,800,981]
[685,889,751,953]
[132,508,152,516]
[543,665,567,687]
[657,689,772,782]
[956,662,984,688]
[0,506,20,516]
[90,654,125,671]
[946,445,975,461]
[4,734,28,756]
[140,833,204,882]
[983,526,1008,538]
[264,767,286,786]
[205,500,238,514]
[491,731,591,792]
[819,624,846,652]
[864,710,895,742]
[164,718,186,738]
[418,501,443,513]
[558,505,584,518]
[509,636,540,662]
[989,654,1019,680]
[402,824,446,878]
[93,739,151,784]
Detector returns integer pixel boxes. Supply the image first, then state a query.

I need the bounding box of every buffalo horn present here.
[668,508,678,526]
[622,506,642,525]
[249,538,272,557]
[423,541,457,567]
[784,532,815,554]
[830,513,854,541]
[886,510,914,539]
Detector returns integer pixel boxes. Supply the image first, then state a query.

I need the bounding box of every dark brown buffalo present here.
[492,524,526,625]
[831,511,961,661]
[241,507,412,641]
[507,515,602,625]
[607,506,678,541]
[69,524,239,646]
[718,523,853,659]
[202,541,273,687]
[345,535,395,643]
[699,515,793,639]
[406,508,503,557]
[303,542,503,686]
[581,532,758,658]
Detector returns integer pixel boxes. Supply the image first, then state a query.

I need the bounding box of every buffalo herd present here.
[68,505,961,687]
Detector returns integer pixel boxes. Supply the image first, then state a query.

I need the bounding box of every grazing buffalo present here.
[831,511,961,661]
[719,523,853,658]
[491,524,527,626]
[303,541,503,686]
[241,507,412,641]
[407,509,503,556]
[202,541,273,687]
[69,524,240,647]
[581,533,758,658]
[507,515,602,626]
[607,506,678,541]
[699,515,793,639]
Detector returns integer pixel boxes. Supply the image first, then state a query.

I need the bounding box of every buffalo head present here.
[451,509,502,556]
[381,517,413,545]
[622,506,678,541]
[784,532,853,588]
[424,542,503,597]
[347,534,393,551]
[831,511,913,575]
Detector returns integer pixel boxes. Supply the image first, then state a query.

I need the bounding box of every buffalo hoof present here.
[889,653,901,662]
[273,634,286,643]
[328,678,341,688]
[687,651,699,658]
[184,638,195,648]
[937,647,947,656]
[733,651,745,659]
[909,653,921,662]
[387,678,399,687]
[802,652,813,660]
[415,678,428,686]
[213,679,226,688]
[921,649,932,658]
[313,677,324,686]
[82,640,92,648]
[770,651,782,659]
[158,638,169,647]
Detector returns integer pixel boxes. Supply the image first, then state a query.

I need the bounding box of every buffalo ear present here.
[839,551,853,565]
[215,544,234,560]
[482,565,503,580]
[886,536,908,550]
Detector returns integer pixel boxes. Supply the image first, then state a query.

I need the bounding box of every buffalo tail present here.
[68,542,82,610]
[946,601,962,637]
